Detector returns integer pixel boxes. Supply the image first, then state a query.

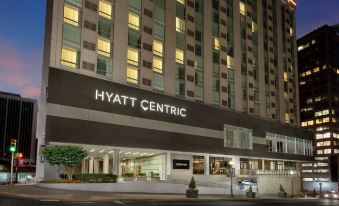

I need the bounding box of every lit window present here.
[176,17,185,33]
[251,21,257,32]
[299,72,305,77]
[324,132,331,138]
[337,69,339,74]
[307,120,314,126]
[128,12,140,30]
[285,113,290,123]
[299,81,305,85]
[227,55,234,68]
[239,2,246,15]
[317,150,323,155]
[324,149,331,154]
[214,37,220,51]
[99,0,112,19]
[126,66,138,84]
[305,70,311,76]
[303,178,313,182]
[306,98,313,104]
[283,72,288,82]
[316,134,323,139]
[289,27,293,36]
[301,121,307,127]
[175,49,184,64]
[64,5,79,27]
[176,0,185,4]
[127,47,139,66]
[97,38,111,57]
[323,117,330,123]
[153,57,163,73]
[61,47,77,68]
[153,40,163,57]
[313,67,320,73]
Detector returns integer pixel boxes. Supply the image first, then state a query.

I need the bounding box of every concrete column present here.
[261,159,265,170]
[112,149,120,176]
[231,156,240,176]
[103,153,110,174]
[81,159,86,173]
[204,155,209,175]
[89,157,94,174]
[94,158,99,173]
[166,152,171,176]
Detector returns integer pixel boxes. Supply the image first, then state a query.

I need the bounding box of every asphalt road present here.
[0,196,338,206]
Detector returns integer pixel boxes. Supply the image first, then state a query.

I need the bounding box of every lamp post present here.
[229,160,234,198]
[289,170,294,198]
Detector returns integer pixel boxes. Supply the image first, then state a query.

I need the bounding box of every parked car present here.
[323,191,338,199]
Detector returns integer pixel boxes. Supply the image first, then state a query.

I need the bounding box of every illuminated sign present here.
[95,90,187,117]
[173,159,190,169]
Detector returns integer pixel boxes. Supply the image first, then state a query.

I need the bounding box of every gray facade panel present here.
[47,68,313,140]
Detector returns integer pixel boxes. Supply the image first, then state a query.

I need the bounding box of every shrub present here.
[138,173,146,177]
[151,173,160,177]
[60,174,117,183]
[279,184,285,192]
[188,177,196,190]
[123,173,134,177]
[246,185,253,193]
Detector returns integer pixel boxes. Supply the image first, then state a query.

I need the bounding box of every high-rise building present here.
[298,24,339,192]
[37,0,313,194]
[0,92,38,170]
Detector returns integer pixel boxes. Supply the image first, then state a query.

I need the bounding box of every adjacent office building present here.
[37,0,313,193]
[0,92,38,171]
[298,25,339,191]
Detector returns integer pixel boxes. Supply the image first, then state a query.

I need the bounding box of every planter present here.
[123,176,134,181]
[151,176,160,181]
[278,192,287,198]
[137,176,147,181]
[246,192,256,198]
[186,189,199,198]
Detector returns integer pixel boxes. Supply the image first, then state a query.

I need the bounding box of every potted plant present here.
[186,177,199,198]
[122,173,134,181]
[137,172,147,181]
[246,185,256,198]
[278,184,287,198]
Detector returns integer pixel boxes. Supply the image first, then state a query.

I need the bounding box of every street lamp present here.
[289,170,294,198]
[229,160,234,198]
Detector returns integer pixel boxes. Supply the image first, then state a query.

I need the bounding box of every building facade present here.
[37,0,312,193]
[0,92,38,171]
[298,25,339,191]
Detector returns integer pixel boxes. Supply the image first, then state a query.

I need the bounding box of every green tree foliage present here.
[42,145,87,180]
[188,177,197,190]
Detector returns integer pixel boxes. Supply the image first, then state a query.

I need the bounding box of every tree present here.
[42,145,87,180]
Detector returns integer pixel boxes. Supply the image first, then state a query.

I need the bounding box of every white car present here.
[323,191,339,199]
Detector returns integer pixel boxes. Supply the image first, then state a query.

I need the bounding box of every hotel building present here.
[298,25,339,191]
[37,0,313,193]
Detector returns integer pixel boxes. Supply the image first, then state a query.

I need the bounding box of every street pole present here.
[291,176,293,198]
[10,151,14,185]
[230,168,234,198]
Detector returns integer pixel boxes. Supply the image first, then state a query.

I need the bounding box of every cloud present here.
[0,37,42,99]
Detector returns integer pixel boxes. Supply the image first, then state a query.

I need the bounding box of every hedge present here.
[60,174,117,183]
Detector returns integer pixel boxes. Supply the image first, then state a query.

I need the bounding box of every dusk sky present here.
[0,0,338,100]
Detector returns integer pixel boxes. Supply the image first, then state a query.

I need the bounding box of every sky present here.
[0,0,338,100]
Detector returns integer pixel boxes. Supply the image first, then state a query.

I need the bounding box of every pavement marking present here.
[39,199,60,202]
[114,200,126,205]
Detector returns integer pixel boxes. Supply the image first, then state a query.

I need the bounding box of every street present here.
[0,196,338,206]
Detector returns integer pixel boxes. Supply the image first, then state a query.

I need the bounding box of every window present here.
[153,73,164,91]
[153,57,163,73]
[313,67,320,73]
[99,0,112,19]
[324,149,331,154]
[127,66,138,84]
[175,49,184,64]
[283,72,288,82]
[153,40,163,57]
[97,38,111,57]
[266,139,273,151]
[97,57,112,76]
[209,157,232,175]
[61,47,78,68]
[98,18,112,38]
[239,2,246,15]
[251,21,257,32]
[213,37,220,51]
[176,17,185,33]
[193,156,204,175]
[127,47,139,66]
[128,12,140,30]
[227,55,234,68]
[64,4,79,27]
[224,124,253,150]
[63,24,80,47]
[176,0,185,5]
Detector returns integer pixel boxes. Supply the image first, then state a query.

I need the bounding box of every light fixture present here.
[89,149,95,153]
[99,149,105,153]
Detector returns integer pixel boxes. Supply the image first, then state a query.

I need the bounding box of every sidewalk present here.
[0,184,309,202]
